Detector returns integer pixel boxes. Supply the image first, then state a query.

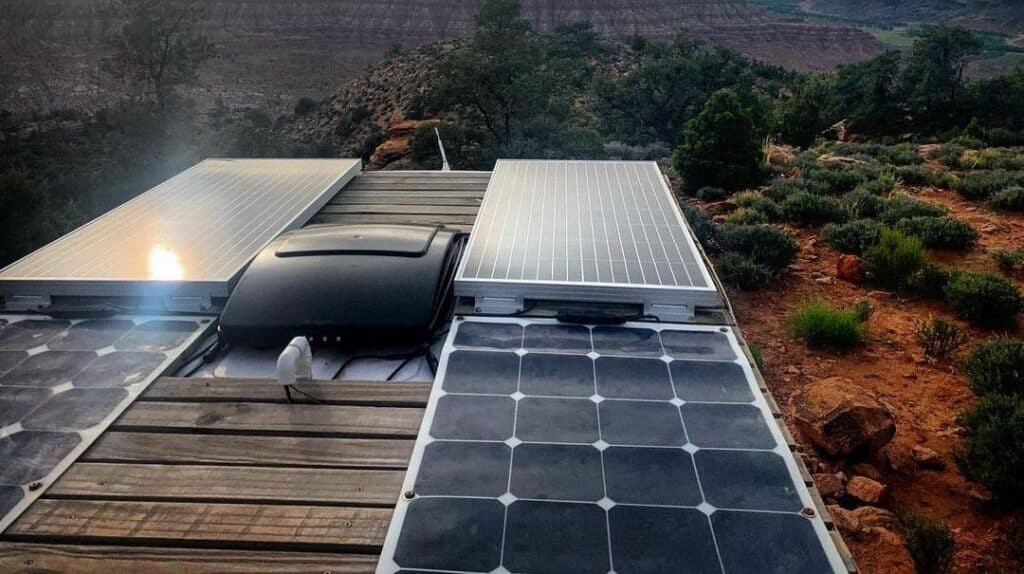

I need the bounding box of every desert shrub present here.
[910,263,952,299]
[733,191,780,220]
[763,177,808,202]
[863,229,928,293]
[915,317,967,359]
[960,338,1024,397]
[845,188,888,219]
[788,301,865,350]
[989,185,1024,212]
[957,170,1020,201]
[822,219,884,255]
[853,299,873,323]
[878,193,947,224]
[956,394,1024,505]
[895,165,936,187]
[944,271,1022,329]
[934,171,960,190]
[293,97,319,116]
[748,343,764,369]
[993,249,1024,276]
[717,253,774,290]
[723,207,768,225]
[806,163,880,195]
[895,216,979,250]
[715,224,798,273]
[781,191,848,226]
[681,204,715,249]
[697,186,731,201]
[900,512,955,574]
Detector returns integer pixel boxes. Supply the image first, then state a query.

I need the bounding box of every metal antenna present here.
[434,127,451,172]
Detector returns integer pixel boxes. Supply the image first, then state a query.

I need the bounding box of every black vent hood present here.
[219,224,463,347]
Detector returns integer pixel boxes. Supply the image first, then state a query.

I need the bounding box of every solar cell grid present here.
[455,161,721,316]
[377,318,846,574]
[0,314,210,532]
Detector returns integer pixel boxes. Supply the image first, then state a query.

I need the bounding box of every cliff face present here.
[1,0,884,114]
[801,0,1024,34]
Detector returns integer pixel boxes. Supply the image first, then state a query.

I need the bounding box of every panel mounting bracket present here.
[1,293,51,312]
[645,302,694,322]
[474,296,524,315]
[163,295,213,313]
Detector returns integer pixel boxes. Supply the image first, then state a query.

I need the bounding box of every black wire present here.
[286,384,322,403]
[386,354,419,381]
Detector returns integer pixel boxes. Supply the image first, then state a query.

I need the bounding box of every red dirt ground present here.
[721,186,1024,573]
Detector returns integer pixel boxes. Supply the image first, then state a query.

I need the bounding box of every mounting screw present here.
[801,507,816,517]
[28,481,42,491]
[404,490,416,500]
[719,327,728,333]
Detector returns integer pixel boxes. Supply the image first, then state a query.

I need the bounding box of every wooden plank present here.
[142,378,429,406]
[85,432,413,469]
[334,189,486,198]
[0,543,377,574]
[47,463,403,506]
[319,205,479,215]
[7,499,390,550]
[114,402,422,437]
[328,196,482,206]
[344,182,489,192]
[309,214,477,225]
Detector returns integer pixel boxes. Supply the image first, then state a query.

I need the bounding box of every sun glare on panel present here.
[148,246,184,280]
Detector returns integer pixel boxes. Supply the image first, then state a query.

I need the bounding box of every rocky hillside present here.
[1,0,883,114]
[791,0,1024,34]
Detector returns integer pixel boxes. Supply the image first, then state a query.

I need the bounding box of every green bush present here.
[894,165,938,187]
[910,263,952,299]
[915,317,966,359]
[956,394,1024,505]
[674,89,765,192]
[697,186,731,201]
[957,170,1020,201]
[878,193,947,224]
[763,178,807,202]
[717,253,774,290]
[293,97,319,116]
[733,191,780,220]
[863,229,928,292]
[993,249,1024,276]
[781,191,849,226]
[900,512,955,574]
[805,164,879,195]
[989,185,1024,212]
[723,207,769,225]
[960,338,1024,397]
[715,224,799,273]
[822,219,884,255]
[944,271,1022,329]
[681,204,715,249]
[895,216,979,250]
[788,301,865,350]
[845,188,888,219]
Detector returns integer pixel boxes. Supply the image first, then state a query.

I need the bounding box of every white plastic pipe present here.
[276,336,312,386]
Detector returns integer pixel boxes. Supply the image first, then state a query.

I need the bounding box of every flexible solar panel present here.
[0,314,212,531]
[455,160,721,318]
[0,159,360,302]
[377,317,847,574]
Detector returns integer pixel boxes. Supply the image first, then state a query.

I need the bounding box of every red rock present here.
[814,473,845,499]
[791,377,896,458]
[911,445,945,469]
[704,200,738,215]
[386,118,439,138]
[836,254,864,283]
[851,506,897,530]
[828,505,861,537]
[847,476,888,505]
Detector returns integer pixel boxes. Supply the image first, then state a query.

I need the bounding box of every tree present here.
[673,89,765,192]
[103,0,215,110]
[432,0,553,147]
[903,27,982,130]
[774,74,840,148]
[835,51,904,136]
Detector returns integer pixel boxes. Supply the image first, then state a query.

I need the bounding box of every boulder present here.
[386,118,438,138]
[704,199,738,216]
[911,445,945,469]
[766,144,797,166]
[827,505,861,536]
[813,473,845,499]
[852,506,898,530]
[847,476,888,505]
[791,377,896,458]
[836,254,864,283]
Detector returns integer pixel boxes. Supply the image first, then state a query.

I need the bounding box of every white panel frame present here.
[0,159,361,301]
[455,160,722,316]
[377,316,848,574]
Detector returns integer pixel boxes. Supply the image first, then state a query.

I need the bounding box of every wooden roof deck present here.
[308,170,490,231]
[0,377,429,573]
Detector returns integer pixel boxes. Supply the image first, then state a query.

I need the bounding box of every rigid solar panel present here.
[0,314,211,531]
[0,159,360,300]
[377,317,846,574]
[455,161,721,315]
